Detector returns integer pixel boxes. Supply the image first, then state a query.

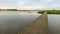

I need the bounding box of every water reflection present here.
[0,11,40,34]
[48,14,60,34]
[0,11,60,34]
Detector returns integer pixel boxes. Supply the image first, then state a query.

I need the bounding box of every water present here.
[0,11,40,34]
[48,14,60,34]
[0,11,60,34]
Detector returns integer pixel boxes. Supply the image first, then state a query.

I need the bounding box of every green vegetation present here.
[38,10,60,14]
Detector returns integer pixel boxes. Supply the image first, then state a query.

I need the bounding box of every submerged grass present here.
[38,10,60,14]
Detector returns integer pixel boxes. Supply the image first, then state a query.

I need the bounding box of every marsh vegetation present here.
[38,10,60,14]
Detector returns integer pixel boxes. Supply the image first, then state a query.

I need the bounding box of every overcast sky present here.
[0,0,60,10]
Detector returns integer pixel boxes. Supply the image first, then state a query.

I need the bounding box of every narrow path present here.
[19,12,48,34]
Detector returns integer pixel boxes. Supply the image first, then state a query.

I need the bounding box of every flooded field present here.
[0,11,60,34]
[0,11,40,34]
[48,14,60,34]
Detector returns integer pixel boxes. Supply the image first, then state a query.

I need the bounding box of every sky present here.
[0,0,60,10]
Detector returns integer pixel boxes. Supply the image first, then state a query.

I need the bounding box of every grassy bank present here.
[38,10,60,14]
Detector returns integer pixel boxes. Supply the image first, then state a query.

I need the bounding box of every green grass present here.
[38,10,60,14]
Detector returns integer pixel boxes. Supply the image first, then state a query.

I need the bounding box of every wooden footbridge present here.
[18,12,48,34]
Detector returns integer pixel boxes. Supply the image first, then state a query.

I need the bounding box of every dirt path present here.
[19,12,48,34]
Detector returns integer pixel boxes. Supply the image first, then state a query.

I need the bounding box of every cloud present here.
[0,0,60,10]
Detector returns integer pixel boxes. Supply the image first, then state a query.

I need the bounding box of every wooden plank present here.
[19,12,48,34]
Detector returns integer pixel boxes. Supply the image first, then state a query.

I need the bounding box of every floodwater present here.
[48,14,60,34]
[0,11,60,34]
[0,11,40,34]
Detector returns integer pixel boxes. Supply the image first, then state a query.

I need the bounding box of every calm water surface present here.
[0,11,60,34]
[0,11,40,34]
[48,14,60,34]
